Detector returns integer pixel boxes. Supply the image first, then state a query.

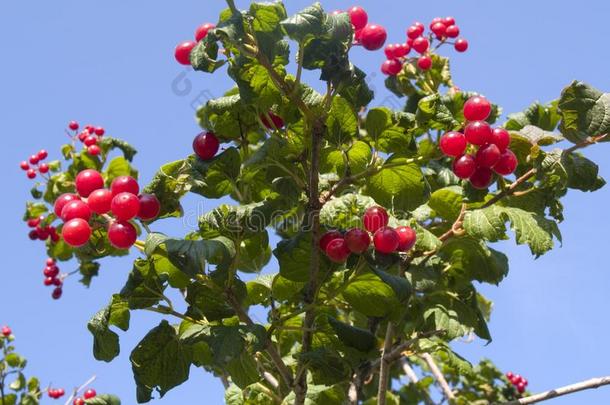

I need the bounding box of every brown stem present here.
[377,323,396,405]
[499,376,610,405]
[422,353,455,401]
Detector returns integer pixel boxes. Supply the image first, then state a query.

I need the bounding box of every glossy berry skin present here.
[62,218,92,247]
[384,43,397,59]
[373,227,400,254]
[417,56,432,70]
[195,23,216,42]
[111,175,139,196]
[381,59,402,76]
[46,258,55,266]
[84,135,97,146]
[359,24,387,51]
[464,121,492,146]
[39,163,49,173]
[69,121,79,131]
[20,161,30,170]
[490,128,511,151]
[84,389,97,400]
[74,398,85,405]
[455,38,469,52]
[325,238,351,263]
[394,43,410,57]
[75,169,104,197]
[344,228,371,254]
[29,155,39,165]
[1,326,11,337]
[26,169,36,179]
[138,194,161,221]
[88,145,101,156]
[174,41,196,65]
[44,266,59,277]
[407,25,424,39]
[94,127,105,136]
[412,36,429,53]
[443,16,456,26]
[506,372,514,380]
[319,230,343,251]
[37,149,48,160]
[516,382,526,394]
[193,132,220,160]
[476,144,502,168]
[61,200,92,222]
[445,25,460,38]
[396,226,417,251]
[363,206,389,233]
[261,113,285,130]
[439,131,467,157]
[463,96,492,121]
[108,221,137,249]
[111,192,140,221]
[453,155,477,179]
[347,6,368,30]
[44,277,54,286]
[469,167,494,189]
[87,189,113,214]
[430,22,446,38]
[493,149,518,175]
[54,194,80,216]
[52,287,63,300]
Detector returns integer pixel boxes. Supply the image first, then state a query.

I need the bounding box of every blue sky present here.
[1,1,609,404]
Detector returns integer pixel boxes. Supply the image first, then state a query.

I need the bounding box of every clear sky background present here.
[1,1,609,404]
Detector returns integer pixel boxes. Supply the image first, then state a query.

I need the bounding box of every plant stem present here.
[369,329,445,372]
[421,353,455,401]
[499,375,610,405]
[225,0,239,14]
[377,323,395,405]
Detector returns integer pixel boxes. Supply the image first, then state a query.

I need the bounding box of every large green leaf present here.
[190,147,241,199]
[558,81,610,143]
[364,107,415,154]
[87,295,130,362]
[320,193,375,230]
[326,96,358,145]
[342,271,399,317]
[281,3,326,42]
[438,237,509,285]
[104,156,138,183]
[327,316,376,352]
[428,186,463,221]
[504,101,561,131]
[274,232,330,282]
[85,395,122,405]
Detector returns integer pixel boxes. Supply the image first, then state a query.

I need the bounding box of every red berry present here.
[522,379,529,387]
[260,113,285,130]
[26,169,36,179]
[27,217,41,228]
[52,276,62,287]
[443,17,456,27]
[111,176,139,196]
[48,389,57,398]
[193,131,220,160]
[62,218,92,247]
[490,128,510,151]
[138,194,161,221]
[87,145,101,156]
[454,38,469,52]
[46,258,55,266]
[54,194,80,216]
[108,220,137,249]
[56,389,65,397]
[319,230,343,251]
[37,149,48,160]
[464,96,492,121]
[417,56,432,70]
[394,43,410,57]
[85,125,95,134]
[29,155,39,165]
[381,59,402,76]
[174,41,196,65]
[493,149,518,176]
[28,230,39,240]
[69,121,79,131]
[84,135,98,146]
[429,17,442,26]
[430,22,446,38]
[111,192,140,221]
[94,127,105,136]
[52,287,63,300]
[44,277,54,286]
[384,43,397,59]
[74,398,85,405]
[75,169,104,197]
[87,189,113,214]
[347,6,368,30]
[396,226,417,251]
[476,144,501,168]
[84,389,97,400]
[453,155,476,179]
[344,228,371,254]
[359,24,387,51]
[353,28,363,44]
[325,238,351,263]
[407,24,424,39]
[464,121,492,146]
[1,326,11,337]
[61,200,92,222]
[439,131,467,157]
[373,227,400,254]
[412,37,429,53]
[78,132,88,142]
[445,25,460,38]
[363,206,389,233]
[469,167,494,189]
[195,23,216,42]
[44,266,59,277]
[39,163,49,174]
[516,382,526,394]
[20,161,30,170]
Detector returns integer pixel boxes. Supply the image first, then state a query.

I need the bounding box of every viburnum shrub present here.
[0,325,118,404]
[15,1,610,404]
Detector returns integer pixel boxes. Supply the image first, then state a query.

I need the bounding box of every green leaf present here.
[371,268,412,303]
[190,33,224,73]
[226,354,260,389]
[281,3,326,42]
[428,186,463,221]
[130,320,191,402]
[281,383,347,405]
[365,155,428,212]
[438,237,509,285]
[104,156,138,183]
[142,159,193,219]
[87,305,121,362]
[558,81,610,143]
[85,394,122,405]
[2,394,17,405]
[271,274,305,301]
[185,281,235,322]
[249,2,287,33]
[120,258,166,309]
[561,152,606,192]
[237,232,272,273]
[365,108,415,154]
[244,274,273,306]
[197,93,262,142]
[328,316,376,352]
[9,372,25,390]
[320,193,375,230]
[299,348,350,385]
[326,96,358,145]
[98,137,138,161]
[22,202,48,221]
[336,64,374,110]
[505,101,561,131]
[190,147,241,199]
[274,232,330,282]
[342,271,399,317]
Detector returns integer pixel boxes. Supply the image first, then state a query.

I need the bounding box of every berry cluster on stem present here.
[506,371,529,395]
[67,121,105,156]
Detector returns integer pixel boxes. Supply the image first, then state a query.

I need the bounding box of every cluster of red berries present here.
[175,22,216,65]
[331,6,387,51]
[48,388,66,399]
[42,258,64,300]
[73,388,97,405]
[506,372,528,394]
[54,171,160,249]
[440,96,518,189]
[1,325,11,337]
[67,121,105,156]
[20,149,50,180]
[320,206,417,263]
[26,215,60,243]
[381,16,468,75]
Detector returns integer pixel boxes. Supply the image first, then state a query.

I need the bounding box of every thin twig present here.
[63,375,96,405]
[422,353,455,401]
[377,323,395,405]
[498,376,610,405]
[369,330,445,372]
[400,359,437,405]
